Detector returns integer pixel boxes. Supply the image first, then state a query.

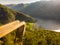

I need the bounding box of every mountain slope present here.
[0,4,34,24]
[0,4,15,24]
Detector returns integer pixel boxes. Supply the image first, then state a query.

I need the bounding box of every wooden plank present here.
[0,20,26,38]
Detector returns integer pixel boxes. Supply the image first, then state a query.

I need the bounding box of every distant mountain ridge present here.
[6,3,29,13]
[6,1,60,21]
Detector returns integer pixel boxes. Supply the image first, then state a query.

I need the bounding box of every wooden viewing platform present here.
[0,20,26,45]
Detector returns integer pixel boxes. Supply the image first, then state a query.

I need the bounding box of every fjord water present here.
[35,18,60,30]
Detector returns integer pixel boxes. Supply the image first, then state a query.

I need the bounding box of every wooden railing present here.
[0,20,26,38]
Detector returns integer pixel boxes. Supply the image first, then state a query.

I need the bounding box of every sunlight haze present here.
[0,0,52,4]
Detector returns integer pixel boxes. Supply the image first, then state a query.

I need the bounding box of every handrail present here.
[0,20,26,38]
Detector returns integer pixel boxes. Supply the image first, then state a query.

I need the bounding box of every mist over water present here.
[36,18,60,30]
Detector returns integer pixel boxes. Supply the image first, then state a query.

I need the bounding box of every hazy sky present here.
[0,0,51,4]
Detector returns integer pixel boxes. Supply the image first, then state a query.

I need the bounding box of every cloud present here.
[0,0,40,4]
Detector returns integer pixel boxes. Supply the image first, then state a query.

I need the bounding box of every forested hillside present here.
[0,4,34,24]
[24,25,60,45]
